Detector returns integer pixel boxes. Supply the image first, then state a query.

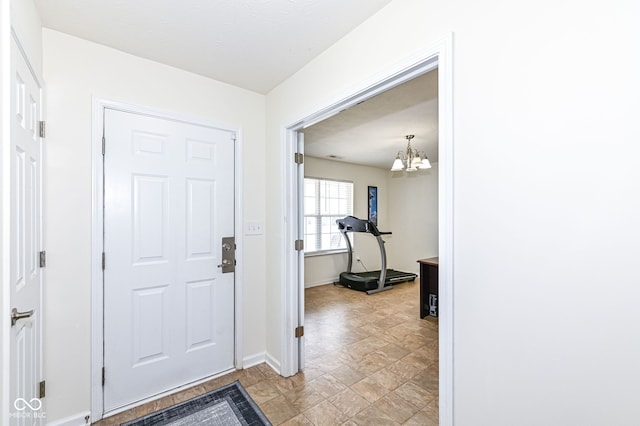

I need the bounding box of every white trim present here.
[0,1,11,422]
[265,352,281,375]
[437,33,455,426]
[234,130,244,371]
[46,411,91,426]
[242,352,266,369]
[304,278,339,289]
[90,98,244,422]
[438,35,455,426]
[279,128,299,377]
[296,132,306,370]
[89,99,104,421]
[280,34,454,425]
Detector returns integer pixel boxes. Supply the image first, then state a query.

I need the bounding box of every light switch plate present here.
[245,221,264,235]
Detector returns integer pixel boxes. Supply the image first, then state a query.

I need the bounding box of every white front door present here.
[103,109,235,413]
[9,36,45,424]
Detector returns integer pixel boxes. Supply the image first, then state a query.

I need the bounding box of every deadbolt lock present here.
[218,237,235,273]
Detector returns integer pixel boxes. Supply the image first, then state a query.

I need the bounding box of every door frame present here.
[90,98,244,421]
[280,34,454,424]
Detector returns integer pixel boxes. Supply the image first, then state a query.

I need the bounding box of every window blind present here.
[303,177,353,254]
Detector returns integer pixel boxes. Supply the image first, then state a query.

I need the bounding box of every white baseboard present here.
[242,352,266,369]
[46,411,90,426]
[304,278,338,288]
[265,352,281,375]
[243,352,280,376]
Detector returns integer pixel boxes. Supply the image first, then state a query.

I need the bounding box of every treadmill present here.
[336,216,417,294]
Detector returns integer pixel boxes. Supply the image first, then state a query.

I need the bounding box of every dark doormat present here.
[121,381,271,426]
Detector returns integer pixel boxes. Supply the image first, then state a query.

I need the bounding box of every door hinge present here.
[295,326,304,338]
[101,252,105,270]
[39,121,46,138]
[102,367,105,386]
[39,251,46,268]
[294,240,304,251]
[294,152,304,164]
[102,136,106,156]
[38,380,46,398]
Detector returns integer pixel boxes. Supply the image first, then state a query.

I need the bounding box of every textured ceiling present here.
[35,0,437,169]
[34,0,393,94]
[303,69,439,170]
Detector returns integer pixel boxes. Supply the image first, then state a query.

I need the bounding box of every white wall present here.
[42,29,266,423]
[303,156,389,287]
[266,0,640,424]
[304,156,438,286]
[9,0,42,76]
[387,162,438,275]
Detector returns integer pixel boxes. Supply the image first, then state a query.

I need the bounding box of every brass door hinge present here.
[39,380,46,398]
[294,240,304,251]
[39,121,46,138]
[102,367,105,386]
[294,152,304,164]
[295,326,304,338]
[39,251,46,268]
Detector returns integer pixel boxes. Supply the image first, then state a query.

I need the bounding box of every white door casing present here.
[295,132,305,370]
[103,109,235,413]
[9,34,44,423]
[281,35,453,425]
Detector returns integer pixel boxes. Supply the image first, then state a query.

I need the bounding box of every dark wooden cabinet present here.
[418,257,439,318]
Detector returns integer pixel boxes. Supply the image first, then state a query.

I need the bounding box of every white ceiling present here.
[303,69,439,169]
[35,0,437,169]
[34,0,393,94]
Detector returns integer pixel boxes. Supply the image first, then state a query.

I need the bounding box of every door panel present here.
[103,109,235,413]
[9,35,44,424]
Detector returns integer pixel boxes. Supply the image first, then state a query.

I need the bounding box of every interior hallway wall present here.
[303,156,389,287]
[42,29,267,423]
[265,0,640,424]
[303,157,438,286]
[387,162,438,275]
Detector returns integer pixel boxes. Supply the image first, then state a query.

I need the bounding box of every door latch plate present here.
[218,237,236,273]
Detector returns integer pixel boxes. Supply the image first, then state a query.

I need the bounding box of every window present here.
[304,177,353,255]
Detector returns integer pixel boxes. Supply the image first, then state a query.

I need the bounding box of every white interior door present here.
[9,36,44,424]
[103,109,235,413]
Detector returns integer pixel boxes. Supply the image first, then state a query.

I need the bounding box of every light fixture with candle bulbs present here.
[390,134,431,172]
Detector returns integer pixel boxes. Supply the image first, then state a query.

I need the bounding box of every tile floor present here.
[95,280,438,425]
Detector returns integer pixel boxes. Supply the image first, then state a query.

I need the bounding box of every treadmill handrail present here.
[336,215,392,237]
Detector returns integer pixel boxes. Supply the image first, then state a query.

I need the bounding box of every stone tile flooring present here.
[95,280,438,425]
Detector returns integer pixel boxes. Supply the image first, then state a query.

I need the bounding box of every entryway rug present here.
[121,381,271,426]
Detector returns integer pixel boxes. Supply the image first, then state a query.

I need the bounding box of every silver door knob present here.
[11,308,34,327]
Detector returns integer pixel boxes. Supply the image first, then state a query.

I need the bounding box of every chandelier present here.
[390,135,431,172]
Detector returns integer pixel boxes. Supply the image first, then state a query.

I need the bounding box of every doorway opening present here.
[281,37,453,424]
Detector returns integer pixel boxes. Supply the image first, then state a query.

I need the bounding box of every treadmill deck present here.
[339,269,417,292]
